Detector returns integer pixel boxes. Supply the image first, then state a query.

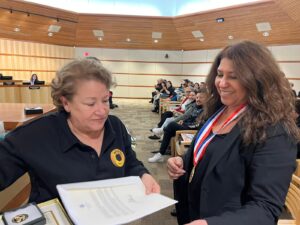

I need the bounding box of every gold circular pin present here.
[12,214,28,223]
[110,149,125,167]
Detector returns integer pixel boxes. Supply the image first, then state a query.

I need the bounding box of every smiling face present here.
[61,80,110,135]
[215,58,248,109]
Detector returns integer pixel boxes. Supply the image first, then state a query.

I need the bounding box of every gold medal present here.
[189,166,195,183]
[12,214,28,223]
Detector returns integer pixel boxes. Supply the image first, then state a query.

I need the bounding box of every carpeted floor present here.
[110,99,177,225]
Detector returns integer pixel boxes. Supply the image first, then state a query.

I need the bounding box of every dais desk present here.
[0,103,56,130]
[0,85,52,104]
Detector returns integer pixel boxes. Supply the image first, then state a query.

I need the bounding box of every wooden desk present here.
[0,85,52,104]
[0,103,56,130]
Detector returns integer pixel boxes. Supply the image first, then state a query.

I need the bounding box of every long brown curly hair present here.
[204,41,300,145]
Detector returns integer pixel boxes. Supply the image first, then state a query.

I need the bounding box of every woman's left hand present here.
[141,173,160,194]
[185,219,208,225]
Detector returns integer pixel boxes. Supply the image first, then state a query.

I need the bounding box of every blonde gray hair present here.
[51,58,113,111]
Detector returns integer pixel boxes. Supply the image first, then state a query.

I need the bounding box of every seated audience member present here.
[150,78,164,103]
[193,82,200,92]
[179,79,189,92]
[152,81,176,113]
[150,90,197,139]
[154,87,193,130]
[199,81,206,89]
[148,91,207,162]
[290,82,297,97]
[167,41,299,225]
[109,90,118,109]
[0,58,160,204]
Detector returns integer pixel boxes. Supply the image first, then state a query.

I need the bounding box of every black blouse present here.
[188,133,227,221]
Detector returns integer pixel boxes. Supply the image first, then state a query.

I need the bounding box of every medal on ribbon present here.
[189,104,247,183]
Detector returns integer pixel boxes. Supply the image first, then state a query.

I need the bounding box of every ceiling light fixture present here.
[93,30,104,37]
[98,37,103,41]
[152,32,162,39]
[48,25,61,33]
[126,38,131,42]
[48,32,53,37]
[199,38,204,42]
[256,22,272,32]
[262,31,269,37]
[228,35,234,40]
[154,39,158,43]
[14,27,20,32]
[192,30,204,38]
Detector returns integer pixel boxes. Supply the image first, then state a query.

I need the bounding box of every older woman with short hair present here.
[0,58,160,203]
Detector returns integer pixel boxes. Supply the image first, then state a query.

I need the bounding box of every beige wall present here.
[1,38,300,100]
[0,39,74,83]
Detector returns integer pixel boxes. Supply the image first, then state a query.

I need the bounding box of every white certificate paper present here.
[57,176,177,225]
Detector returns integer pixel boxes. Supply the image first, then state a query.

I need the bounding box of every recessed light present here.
[98,37,103,41]
[126,38,131,42]
[263,31,269,37]
[48,32,53,37]
[154,39,158,43]
[228,35,234,40]
[199,38,204,42]
[14,27,20,32]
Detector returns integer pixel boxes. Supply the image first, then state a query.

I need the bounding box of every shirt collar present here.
[58,111,116,153]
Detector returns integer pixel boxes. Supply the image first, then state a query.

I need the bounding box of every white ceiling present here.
[23,0,262,16]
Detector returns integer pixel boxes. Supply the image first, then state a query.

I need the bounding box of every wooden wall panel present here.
[0,38,74,83]
[0,0,298,51]
[20,86,52,104]
[0,87,21,103]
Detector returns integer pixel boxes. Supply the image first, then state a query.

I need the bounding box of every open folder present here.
[57,176,177,225]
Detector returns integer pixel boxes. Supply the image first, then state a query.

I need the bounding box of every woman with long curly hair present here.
[167,41,300,225]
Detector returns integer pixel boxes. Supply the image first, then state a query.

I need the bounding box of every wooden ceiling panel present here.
[0,0,300,50]
[75,14,180,49]
[275,0,300,22]
[174,1,300,50]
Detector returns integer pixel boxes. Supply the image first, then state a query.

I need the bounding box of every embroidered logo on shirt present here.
[110,149,125,167]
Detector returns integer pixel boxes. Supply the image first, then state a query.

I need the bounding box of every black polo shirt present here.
[0,111,148,203]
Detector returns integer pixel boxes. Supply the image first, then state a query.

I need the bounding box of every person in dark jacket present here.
[167,41,299,225]
[0,58,160,203]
